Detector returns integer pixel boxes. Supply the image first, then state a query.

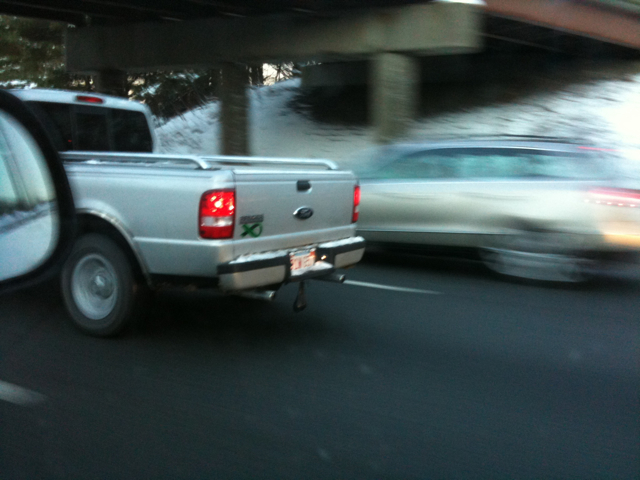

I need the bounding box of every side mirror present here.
[0,90,75,292]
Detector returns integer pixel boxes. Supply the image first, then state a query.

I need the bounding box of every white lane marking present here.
[0,380,46,406]
[344,280,441,295]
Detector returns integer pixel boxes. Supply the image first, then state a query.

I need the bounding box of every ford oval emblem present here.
[294,207,314,220]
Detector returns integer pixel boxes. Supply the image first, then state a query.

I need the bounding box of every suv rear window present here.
[26,101,153,153]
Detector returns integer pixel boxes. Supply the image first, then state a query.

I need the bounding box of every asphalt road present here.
[1,253,638,480]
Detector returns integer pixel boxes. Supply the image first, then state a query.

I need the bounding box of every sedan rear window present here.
[362,147,610,181]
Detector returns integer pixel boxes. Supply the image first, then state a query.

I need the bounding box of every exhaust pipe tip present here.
[236,290,277,302]
[315,272,346,284]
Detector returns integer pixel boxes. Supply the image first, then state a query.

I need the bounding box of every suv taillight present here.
[587,188,640,208]
[199,189,235,239]
[352,185,361,223]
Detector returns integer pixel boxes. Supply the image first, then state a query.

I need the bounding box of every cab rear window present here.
[76,106,110,151]
[26,101,153,153]
[26,101,73,151]
[111,108,153,152]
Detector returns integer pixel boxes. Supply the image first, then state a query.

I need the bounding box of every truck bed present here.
[61,151,363,282]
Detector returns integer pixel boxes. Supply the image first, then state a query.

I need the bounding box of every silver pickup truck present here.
[12,89,365,336]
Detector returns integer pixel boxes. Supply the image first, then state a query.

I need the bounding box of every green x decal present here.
[241,223,263,238]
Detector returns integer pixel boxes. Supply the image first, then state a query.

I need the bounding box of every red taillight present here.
[199,190,235,238]
[352,185,361,223]
[587,188,640,208]
[76,95,104,104]
[578,146,618,152]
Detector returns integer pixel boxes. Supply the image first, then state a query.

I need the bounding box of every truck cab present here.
[11,89,158,154]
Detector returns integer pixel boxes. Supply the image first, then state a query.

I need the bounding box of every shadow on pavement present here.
[361,247,640,293]
[131,284,338,345]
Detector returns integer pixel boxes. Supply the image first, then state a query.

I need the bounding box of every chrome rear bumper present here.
[217,237,365,291]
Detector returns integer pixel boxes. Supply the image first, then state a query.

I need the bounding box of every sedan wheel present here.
[480,229,589,282]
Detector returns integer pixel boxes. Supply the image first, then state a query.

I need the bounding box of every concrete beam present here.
[484,0,640,50]
[66,2,483,73]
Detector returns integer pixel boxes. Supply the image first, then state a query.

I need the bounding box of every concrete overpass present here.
[484,0,640,53]
[302,1,640,96]
[0,0,638,150]
[64,1,483,148]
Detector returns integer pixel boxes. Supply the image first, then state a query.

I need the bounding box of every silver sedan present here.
[354,138,640,281]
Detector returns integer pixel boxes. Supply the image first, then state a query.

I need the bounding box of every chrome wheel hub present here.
[90,272,114,298]
[71,254,119,320]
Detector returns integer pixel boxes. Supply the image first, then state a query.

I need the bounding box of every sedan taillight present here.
[587,188,640,208]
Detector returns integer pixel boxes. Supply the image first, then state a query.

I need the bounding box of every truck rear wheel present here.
[61,233,147,337]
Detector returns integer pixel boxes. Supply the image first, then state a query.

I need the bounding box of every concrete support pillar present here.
[94,69,128,97]
[370,53,419,144]
[220,63,249,156]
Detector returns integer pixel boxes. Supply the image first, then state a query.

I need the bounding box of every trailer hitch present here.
[293,281,307,312]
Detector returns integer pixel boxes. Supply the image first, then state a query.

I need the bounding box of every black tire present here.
[61,233,147,337]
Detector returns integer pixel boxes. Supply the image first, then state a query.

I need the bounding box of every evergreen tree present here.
[0,15,271,119]
[0,15,90,89]
[130,70,223,120]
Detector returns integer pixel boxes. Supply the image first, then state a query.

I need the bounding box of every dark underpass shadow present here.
[293,58,639,128]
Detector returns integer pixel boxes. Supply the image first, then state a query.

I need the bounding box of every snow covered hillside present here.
[156,65,640,171]
[157,80,374,165]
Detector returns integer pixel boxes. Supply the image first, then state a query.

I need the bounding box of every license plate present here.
[290,249,316,272]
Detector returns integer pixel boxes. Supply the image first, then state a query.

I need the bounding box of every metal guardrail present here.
[61,152,339,171]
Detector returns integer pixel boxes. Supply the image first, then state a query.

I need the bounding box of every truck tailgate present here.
[232,169,357,256]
